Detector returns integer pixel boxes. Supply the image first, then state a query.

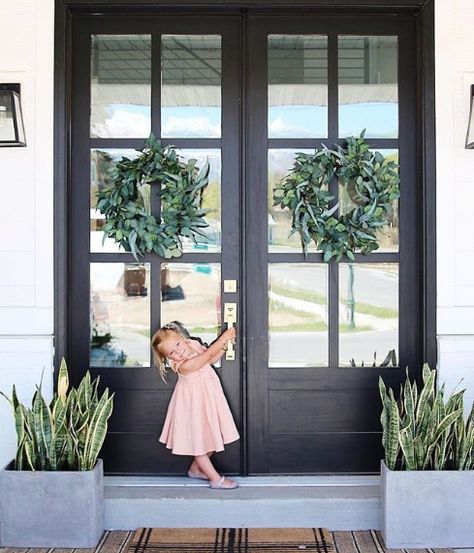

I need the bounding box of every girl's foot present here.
[209,476,239,489]
[187,468,209,480]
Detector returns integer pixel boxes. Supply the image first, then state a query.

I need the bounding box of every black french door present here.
[69,10,422,475]
[245,15,420,473]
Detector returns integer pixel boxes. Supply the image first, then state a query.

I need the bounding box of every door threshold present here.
[105,475,380,487]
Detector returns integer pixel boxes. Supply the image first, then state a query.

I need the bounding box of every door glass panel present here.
[91,35,151,138]
[268,35,328,138]
[161,35,221,138]
[338,36,398,138]
[269,264,328,367]
[161,263,221,347]
[90,263,150,367]
[178,149,221,252]
[269,149,318,253]
[90,149,141,253]
[339,263,398,367]
[338,149,399,252]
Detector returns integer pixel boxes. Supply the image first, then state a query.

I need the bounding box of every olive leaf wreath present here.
[273,132,400,262]
[96,134,210,260]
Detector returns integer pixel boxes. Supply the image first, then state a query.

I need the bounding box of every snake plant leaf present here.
[386,397,400,470]
[403,377,416,431]
[422,362,432,384]
[415,369,436,423]
[83,391,114,470]
[15,436,26,470]
[57,357,69,404]
[399,424,416,470]
[24,438,36,471]
[32,387,54,470]
[435,409,464,441]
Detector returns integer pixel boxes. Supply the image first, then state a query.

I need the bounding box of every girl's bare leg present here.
[189,452,212,475]
[193,454,221,483]
[193,453,238,487]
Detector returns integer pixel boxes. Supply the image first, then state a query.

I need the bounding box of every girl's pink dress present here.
[159,340,240,456]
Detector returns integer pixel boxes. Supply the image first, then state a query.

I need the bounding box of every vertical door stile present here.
[246,16,270,474]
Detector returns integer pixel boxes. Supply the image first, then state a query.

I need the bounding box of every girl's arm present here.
[178,327,236,375]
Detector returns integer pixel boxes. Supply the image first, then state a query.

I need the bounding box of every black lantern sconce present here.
[0,84,26,147]
[466,85,474,149]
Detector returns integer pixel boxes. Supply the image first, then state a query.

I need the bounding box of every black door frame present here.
[54,0,436,475]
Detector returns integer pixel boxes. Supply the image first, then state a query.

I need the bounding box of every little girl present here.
[151,322,240,489]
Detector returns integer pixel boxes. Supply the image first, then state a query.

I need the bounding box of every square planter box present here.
[0,458,104,548]
[381,459,474,548]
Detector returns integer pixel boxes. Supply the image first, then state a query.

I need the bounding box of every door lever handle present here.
[223,303,237,361]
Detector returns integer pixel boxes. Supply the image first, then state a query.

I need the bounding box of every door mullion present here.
[328,33,339,368]
[150,31,162,373]
[328,33,338,140]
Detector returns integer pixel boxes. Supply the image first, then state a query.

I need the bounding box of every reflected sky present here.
[98,101,398,139]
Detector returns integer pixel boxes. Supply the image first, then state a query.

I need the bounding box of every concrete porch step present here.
[104,476,381,531]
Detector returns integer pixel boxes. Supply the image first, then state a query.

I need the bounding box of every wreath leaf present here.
[273,132,400,262]
[96,135,211,259]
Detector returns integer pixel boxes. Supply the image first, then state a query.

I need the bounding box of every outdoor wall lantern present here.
[466,85,474,149]
[0,84,26,147]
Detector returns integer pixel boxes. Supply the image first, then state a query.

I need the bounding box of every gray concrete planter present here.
[381,460,474,548]
[0,458,104,548]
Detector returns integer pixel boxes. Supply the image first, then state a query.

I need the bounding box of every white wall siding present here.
[0,0,54,465]
[436,1,474,408]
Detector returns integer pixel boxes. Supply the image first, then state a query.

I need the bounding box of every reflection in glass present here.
[90,149,141,253]
[161,264,221,347]
[338,36,398,138]
[269,264,328,367]
[338,149,399,252]
[90,263,150,367]
[339,263,398,367]
[268,35,328,138]
[162,35,221,138]
[178,150,221,252]
[268,149,317,252]
[91,35,151,138]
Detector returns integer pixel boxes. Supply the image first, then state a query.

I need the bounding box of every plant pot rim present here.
[381,459,473,473]
[1,458,103,473]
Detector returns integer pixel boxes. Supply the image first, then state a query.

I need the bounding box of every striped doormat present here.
[128,527,334,552]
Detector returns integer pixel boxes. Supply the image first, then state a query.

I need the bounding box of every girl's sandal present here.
[209,476,239,489]
[187,469,209,481]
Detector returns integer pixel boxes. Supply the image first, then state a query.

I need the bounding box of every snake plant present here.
[379,364,474,470]
[0,358,114,471]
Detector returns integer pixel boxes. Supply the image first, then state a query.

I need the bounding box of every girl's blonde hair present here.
[151,321,190,382]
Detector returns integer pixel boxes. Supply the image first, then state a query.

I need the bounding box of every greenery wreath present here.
[272,132,400,262]
[96,134,210,260]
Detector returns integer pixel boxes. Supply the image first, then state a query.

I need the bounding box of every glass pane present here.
[339,36,398,138]
[268,35,328,138]
[90,263,150,367]
[178,149,221,252]
[91,35,151,138]
[90,149,141,253]
[338,149,399,252]
[268,149,318,253]
[269,264,328,367]
[161,263,221,347]
[162,35,221,138]
[339,263,398,367]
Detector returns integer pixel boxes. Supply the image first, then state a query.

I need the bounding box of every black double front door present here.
[69,10,421,475]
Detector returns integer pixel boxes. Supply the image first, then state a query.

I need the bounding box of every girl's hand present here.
[220,326,236,346]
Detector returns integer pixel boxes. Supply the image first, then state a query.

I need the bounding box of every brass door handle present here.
[223,303,237,361]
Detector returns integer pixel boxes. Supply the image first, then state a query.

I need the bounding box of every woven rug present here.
[127,527,334,552]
